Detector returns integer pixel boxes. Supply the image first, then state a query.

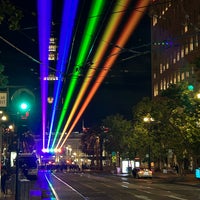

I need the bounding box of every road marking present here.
[165,195,188,200]
[52,173,88,199]
[121,184,129,188]
[122,181,129,184]
[134,194,152,200]
[121,180,130,188]
[45,174,60,200]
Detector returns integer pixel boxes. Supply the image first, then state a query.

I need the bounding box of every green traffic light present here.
[20,102,28,110]
[12,88,35,114]
[188,85,194,91]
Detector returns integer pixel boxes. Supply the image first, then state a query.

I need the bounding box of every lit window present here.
[181,72,185,80]
[163,64,166,71]
[160,64,163,74]
[49,45,56,52]
[184,25,188,33]
[48,53,56,61]
[185,45,189,55]
[191,66,194,74]
[195,34,199,47]
[173,73,176,84]
[161,80,163,90]
[177,72,181,82]
[50,38,55,42]
[190,37,194,51]
[153,15,158,26]
[177,52,180,61]
[164,79,167,90]
[153,84,158,97]
[170,75,173,84]
[181,47,184,58]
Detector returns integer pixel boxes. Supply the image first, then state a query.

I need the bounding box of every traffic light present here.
[17,93,32,119]
[188,84,194,91]
[11,88,35,119]
[20,102,28,110]
[18,101,30,112]
[18,101,30,120]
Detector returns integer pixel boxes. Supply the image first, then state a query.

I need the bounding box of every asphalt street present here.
[0,172,200,200]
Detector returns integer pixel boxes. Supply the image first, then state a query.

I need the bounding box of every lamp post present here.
[0,112,7,197]
[143,115,154,170]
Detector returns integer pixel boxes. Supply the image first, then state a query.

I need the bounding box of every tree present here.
[161,82,200,171]
[0,64,8,86]
[0,0,23,30]
[132,97,175,169]
[191,56,200,83]
[0,0,23,87]
[80,127,97,167]
[102,114,132,159]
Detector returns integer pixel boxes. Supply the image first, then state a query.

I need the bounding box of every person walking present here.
[1,166,8,197]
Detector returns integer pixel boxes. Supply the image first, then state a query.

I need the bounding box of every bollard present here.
[19,179,31,200]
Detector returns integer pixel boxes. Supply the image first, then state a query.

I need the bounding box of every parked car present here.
[132,168,152,178]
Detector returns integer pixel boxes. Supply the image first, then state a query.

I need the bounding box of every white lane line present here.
[121,184,129,188]
[165,195,188,200]
[45,174,60,200]
[121,181,129,188]
[134,194,152,200]
[52,173,88,199]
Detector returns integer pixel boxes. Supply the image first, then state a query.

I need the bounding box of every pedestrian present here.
[175,164,179,174]
[1,166,8,197]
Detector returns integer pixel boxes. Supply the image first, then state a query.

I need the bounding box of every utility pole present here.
[15,127,19,200]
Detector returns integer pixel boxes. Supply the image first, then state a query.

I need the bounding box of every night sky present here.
[0,0,151,133]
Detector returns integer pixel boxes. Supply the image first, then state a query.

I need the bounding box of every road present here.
[32,171,200,200]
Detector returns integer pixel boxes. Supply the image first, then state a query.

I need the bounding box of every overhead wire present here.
[55,0,132,149]
[58,0,151,148]
[51,0,106,149]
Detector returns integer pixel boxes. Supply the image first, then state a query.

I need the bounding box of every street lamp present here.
[143,115,154,170]
[196,93,200,99]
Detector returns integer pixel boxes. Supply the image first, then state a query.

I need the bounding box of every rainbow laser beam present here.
[58,0,151,148]
[37,0,52,150]
[51,0,106,149]
[47,0,79,149]
[57,0,131,145]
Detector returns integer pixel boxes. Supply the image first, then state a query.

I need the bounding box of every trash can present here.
[19,179,31,200]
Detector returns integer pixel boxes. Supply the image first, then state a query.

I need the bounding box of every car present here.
[132,168,152,178]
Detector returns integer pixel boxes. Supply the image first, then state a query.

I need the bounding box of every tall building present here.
[150,0,200,97]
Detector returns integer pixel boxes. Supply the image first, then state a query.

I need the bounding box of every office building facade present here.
[151,0,200,97]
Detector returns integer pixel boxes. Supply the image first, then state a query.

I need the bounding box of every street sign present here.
[0,92,7,107]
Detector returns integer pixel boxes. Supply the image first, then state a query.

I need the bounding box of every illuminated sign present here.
[0,92,7,107]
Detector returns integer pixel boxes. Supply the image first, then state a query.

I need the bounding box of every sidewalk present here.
[153,171,200,186]
[113,170,200,186]
[0,193,14,200]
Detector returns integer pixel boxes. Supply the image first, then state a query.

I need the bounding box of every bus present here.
[18,153,38,179]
